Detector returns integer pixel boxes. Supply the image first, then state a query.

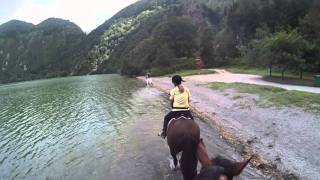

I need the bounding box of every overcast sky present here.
[0,0,139,32]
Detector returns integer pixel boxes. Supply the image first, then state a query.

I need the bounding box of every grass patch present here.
[208,82,320,113]
[208,82,286,94]
[262,76,314,87]
[223,65,312,77]
[222,66,316,87]
[162,69,216,77]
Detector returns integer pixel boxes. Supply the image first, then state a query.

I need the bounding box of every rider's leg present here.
[188,110,193,119]
[162,112,172,135]
[161,111,177,138]
[185,110,194,120]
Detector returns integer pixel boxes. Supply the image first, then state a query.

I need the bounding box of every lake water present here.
[0,75,163,179]
[0,75,266,180]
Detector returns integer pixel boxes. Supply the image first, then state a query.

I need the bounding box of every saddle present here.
[167,115,192,129]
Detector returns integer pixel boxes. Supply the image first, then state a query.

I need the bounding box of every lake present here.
[0,75,265,180]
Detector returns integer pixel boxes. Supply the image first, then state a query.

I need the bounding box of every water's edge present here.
[136,76,280,179]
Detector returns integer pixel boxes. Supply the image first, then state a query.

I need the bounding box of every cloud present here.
[8,0,138,32]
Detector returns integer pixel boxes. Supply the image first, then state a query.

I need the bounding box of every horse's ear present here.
[199,138,205,146]
[232,156,253,176]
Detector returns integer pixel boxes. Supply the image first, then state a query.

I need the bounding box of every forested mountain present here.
[1,0,319,83]
[74,0,233,75]
[0,18,85,83]
[75,0,320,77]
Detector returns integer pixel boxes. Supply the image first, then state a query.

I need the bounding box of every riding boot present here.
[160,131,166,139]
[161,112,172,138]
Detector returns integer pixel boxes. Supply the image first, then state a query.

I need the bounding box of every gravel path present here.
[140,71,320,180]
[108,87,267,180]
[187,69,320,94]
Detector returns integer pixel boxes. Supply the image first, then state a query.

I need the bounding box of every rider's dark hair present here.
[172,75,183,86]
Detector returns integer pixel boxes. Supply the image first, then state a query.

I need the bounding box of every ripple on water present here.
[0,75,143,179]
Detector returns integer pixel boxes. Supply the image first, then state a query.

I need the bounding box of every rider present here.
[159,75,193,139]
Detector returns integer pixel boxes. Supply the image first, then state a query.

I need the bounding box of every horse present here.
[146,73,153,87]
[166,116,200,180]
[195,139,252,180]
[146,78,153,87]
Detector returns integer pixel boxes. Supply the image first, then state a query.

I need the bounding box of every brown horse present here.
[166,116,200,180]
[196,139,252,180]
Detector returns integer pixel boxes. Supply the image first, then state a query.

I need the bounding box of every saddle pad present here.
[167,116,191,129]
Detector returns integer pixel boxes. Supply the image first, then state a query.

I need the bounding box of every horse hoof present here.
[169,159,176,170]
[176,162,180,169]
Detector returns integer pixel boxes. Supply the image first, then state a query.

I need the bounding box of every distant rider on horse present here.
[159,75,194,139]
[146,73,153,87]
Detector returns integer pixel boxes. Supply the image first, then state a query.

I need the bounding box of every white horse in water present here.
[146,73,153,87]
[146,77,153,87]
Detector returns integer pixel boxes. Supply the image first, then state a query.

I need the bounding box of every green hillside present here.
[1,0,319,83]
[0,18,85,83]
[75,0,229,75]
[75,0,319,77]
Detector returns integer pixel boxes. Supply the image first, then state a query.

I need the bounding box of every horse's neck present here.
[197,143,212,168]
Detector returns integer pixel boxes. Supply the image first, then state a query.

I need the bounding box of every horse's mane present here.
[194,166,226,180]
[196,140,253,179]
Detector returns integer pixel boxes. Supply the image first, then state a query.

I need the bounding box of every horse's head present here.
[209,156,252,180]
[196,139,252,180]
[196,156,252,180]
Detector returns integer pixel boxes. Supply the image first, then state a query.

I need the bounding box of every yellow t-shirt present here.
[169,86,191,111]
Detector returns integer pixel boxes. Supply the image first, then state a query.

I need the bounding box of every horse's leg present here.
[169,147,178,170]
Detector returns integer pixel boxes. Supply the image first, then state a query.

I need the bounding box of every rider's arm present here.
[171,99,174,108]
[187,88,191,104]
[169,89,174,108]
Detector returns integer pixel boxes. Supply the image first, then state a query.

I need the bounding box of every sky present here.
[0,0,139,33]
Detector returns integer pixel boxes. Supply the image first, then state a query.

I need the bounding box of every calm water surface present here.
[0,75,266,180]
[0,75,163,179]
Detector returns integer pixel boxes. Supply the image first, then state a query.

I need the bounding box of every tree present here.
[263,30,309,79]
[153,17,198,58]
[212,30,238,66]
[300,1,320,41]
[200,28,215,67]
[226,0,262,43]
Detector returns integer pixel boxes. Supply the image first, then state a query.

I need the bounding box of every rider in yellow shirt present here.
[160,75,193,138]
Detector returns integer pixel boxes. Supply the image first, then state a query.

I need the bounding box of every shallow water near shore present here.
[0,75,266,179]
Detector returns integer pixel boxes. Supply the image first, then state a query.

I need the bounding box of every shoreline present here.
[137,76,283,179]
[137,75,320,179]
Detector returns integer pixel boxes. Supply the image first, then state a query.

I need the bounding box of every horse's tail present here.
[180,136,198,180]
[183,135,198,154]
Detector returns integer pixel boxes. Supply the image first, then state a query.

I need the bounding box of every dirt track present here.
[140,71,320,180]
[106,87,267,180]
[188,69,320,94]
